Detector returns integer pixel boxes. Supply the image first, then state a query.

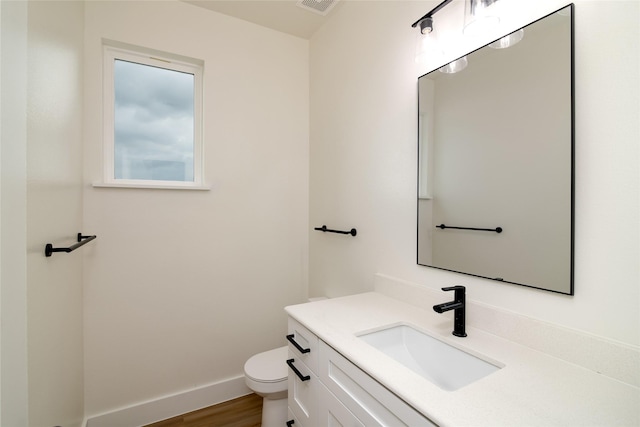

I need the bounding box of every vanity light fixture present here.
[412,0,452,63]
[463,0,501,36]
[414,22,443,64]
[411,0,452,34]
[489,29,524,49]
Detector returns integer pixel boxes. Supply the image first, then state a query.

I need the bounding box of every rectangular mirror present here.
[417,5,574,294]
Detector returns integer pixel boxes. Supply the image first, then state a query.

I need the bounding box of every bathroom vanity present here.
[285,283,639,426]
[286,317,434,426]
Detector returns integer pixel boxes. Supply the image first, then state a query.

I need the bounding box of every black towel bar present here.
[436,224,503,233]
[314,225,357,236]
[45,233,97,257]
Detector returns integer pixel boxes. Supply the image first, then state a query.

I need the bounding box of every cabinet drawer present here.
[287,318,319,374]
[288,348,316,426]
[319,341,436,427]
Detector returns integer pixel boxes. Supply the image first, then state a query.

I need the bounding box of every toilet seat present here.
[244,346,288,383]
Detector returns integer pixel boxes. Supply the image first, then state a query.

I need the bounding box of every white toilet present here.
[243,345,289,427]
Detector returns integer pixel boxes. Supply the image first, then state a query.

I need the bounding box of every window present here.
[101,43,205,189]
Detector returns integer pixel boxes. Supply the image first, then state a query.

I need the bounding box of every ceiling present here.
[182,0,343,39]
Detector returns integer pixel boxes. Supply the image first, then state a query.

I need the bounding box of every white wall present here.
[1,2,85,426]
[27,2,86,425]
[1,1,29,425]
[82,0,309,416]
[309,0,639,347]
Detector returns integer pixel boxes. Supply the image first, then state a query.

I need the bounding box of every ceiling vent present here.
[296,0,338,16]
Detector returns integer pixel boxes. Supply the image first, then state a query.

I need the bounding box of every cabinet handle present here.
[286,358,310,381]
[286,334,311,354]
[286,420,295,427]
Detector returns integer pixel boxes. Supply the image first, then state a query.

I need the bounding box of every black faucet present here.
[433,286,467,337]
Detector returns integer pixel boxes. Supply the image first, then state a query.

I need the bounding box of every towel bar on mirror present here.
[435,224,503,233]
[314,225,357,236]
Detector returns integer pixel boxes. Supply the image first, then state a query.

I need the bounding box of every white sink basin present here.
[358,324,501,391]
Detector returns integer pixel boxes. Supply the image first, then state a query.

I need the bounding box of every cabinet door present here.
[287,408,301,427]
[288,348,316,426]
[317,383,365,427]
[319,342,436,427]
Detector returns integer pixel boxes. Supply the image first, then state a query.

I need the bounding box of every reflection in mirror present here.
[417,5,574,294]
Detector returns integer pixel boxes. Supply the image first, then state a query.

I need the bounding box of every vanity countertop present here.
[285,292,639,427]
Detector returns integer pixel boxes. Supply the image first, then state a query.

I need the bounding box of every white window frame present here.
[99,42,206,190]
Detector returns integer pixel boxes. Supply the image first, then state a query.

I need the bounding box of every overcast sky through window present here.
[114,59,195,181]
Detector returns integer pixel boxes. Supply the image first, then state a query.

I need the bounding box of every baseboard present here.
[84,375,251,427]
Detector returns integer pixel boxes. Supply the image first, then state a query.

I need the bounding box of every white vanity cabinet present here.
[287,317,436,427]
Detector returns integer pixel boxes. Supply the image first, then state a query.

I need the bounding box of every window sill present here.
[92,182,210,191]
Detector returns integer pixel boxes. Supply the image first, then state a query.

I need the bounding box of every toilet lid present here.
[244,346,288,383]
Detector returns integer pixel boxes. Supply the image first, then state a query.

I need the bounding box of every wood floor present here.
[144,393,262,427]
